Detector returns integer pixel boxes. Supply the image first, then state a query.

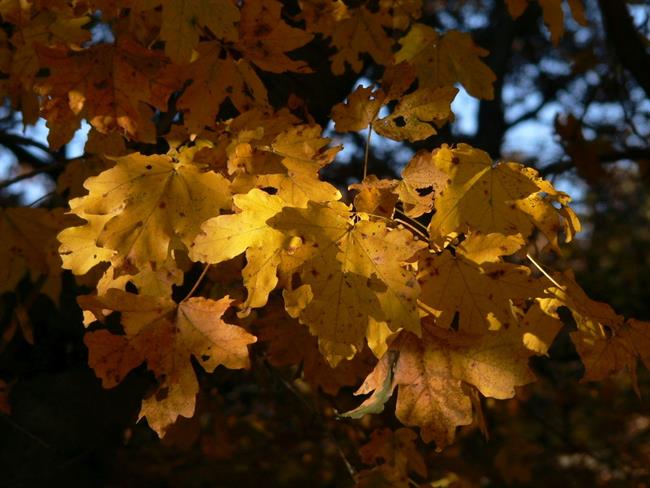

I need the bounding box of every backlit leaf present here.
[160,0,239,63]
[353,324,536,448]
[270,203,426,365]
[417,248,545,333]
[83,291,256,436]
[60,151,231,273]
[396,25,495,100]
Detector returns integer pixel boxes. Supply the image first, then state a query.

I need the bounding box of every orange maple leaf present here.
[82,291,256,436]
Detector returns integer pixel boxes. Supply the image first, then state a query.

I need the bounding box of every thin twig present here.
[26,190,57,207]
[0,163,65,191]
[334,440,358,480]
[260,359,358,481]
[181,264,210,302]
[0,132,52,154]
[0,412,51,449]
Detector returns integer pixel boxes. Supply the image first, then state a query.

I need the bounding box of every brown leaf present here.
[352,324,537,448]
[83,291,256,436]
[256,302,374,395]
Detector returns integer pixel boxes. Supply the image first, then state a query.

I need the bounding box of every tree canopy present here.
[1,1,649,486]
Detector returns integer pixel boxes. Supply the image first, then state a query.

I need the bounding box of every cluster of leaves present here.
[1,0,649,485]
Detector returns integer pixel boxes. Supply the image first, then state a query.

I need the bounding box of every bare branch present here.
[540,149,650,176]
[0,162,66,191]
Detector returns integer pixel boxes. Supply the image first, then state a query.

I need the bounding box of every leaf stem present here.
[416,299,438,316]
[181,263,211,302]
[526,253,565,289]
[363,124,372,180]
[394,217,429,241]
[394,208,430,235]
[363,211,429,241]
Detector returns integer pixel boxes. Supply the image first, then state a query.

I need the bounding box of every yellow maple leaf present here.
[84,129,128,158]
[396,25,495,100]
[456,232,526,264]
[190,189,291,314]
[347,157,439,221]
[349,175,401,218]
[401,149,447,190]
[160,0,239,63]
[570,328,636,384]
[331,85,385,133]
[40,96,81,149]
[518,269,650,386]
[0,7,91,133]
[429,144,579,245]
[58,212,115,276]
[255,125,342,206]
[418,248,545,333]
[270,203,426,365]
[96,259,184,297]
[520,297,564,355]
[332,62,456,143]
[514,166,581,251]
[373,86,457,142]
[59,151,231,274]
[398,149,447,217]
[83,291,256,436]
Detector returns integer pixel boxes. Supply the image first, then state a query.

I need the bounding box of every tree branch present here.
[474,3,515,158]
[598,0,650,99]
[540,149,650,176]
[0,132,52,155]
[504,73,573,130]
[0,162,66,190]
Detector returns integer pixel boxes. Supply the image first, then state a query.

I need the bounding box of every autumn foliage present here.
[1,0,649,486]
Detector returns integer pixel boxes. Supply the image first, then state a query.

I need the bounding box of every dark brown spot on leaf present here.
[155,387,169,401]
[487,269,505,279]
